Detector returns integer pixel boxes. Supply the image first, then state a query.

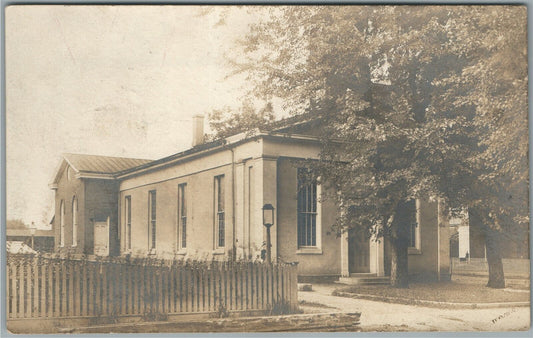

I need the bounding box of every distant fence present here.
[7,254,298,320]
[451,257,530,277]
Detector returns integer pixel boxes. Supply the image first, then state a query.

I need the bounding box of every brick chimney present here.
[192,114,205,147]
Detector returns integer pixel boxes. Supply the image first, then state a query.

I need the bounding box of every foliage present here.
[207,99,276,140]
[210,301,230,318]
[208,6,528,287]
[6,219,29,230]
[267,299,294,315]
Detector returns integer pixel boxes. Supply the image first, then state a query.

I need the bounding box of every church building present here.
[50,115,452,282]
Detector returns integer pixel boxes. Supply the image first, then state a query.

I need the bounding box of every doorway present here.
[93,217,110,256]
[348,229,370,273]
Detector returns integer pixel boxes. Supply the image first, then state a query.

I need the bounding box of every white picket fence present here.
[7,254,299,319]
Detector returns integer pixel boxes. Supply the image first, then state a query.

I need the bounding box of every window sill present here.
[296,247,323,255]
[212,248,225,255]
[408,247,422,255]
[147,248,157,256]
[176,249,187,255]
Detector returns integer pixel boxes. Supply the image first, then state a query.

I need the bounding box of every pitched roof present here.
[50,153,153,186]
[52,114,321,182]
[63,153,152,174]
[114,139,226,176]
[7,241,37,254]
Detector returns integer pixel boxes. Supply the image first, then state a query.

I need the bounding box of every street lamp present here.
[262,204,275,263]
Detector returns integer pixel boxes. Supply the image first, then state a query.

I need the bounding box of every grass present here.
[334,275,530,304]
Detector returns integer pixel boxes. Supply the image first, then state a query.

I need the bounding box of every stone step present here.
[349,273,377,277]
[337,276,390,285]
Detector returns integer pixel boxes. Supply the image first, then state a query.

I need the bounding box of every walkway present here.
[299,284,530,332]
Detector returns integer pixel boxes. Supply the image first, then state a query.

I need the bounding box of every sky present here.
[6,6,264,228]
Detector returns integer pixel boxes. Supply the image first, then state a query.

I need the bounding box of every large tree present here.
[209,6,528,288]
[430,6,529,288]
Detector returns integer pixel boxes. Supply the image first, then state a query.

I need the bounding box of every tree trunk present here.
[485,229,505,288]
[389,201,412,288]
[390,237,409,288]
[470,208,506,289]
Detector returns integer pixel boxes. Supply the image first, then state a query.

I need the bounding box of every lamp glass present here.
[262,204,274,226]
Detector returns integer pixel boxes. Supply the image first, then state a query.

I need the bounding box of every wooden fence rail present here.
[7,254,298,319]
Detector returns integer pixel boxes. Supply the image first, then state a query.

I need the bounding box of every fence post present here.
[192,267,197,313]
[88,261,95,316]
[9,259,16,318]
[199,266,205,312]
[123,262,128,315]
[230,264,235,311]
[224,262,230,310]
[31,257,39,316]
[129,263,135,315]
[69,260,75,316]
[39,258,46,318]
[158,264,164,315]
[291,263,298,312]
[208,263,213,312]
[103,261,110,316]
[179,263,184,312]
[277,263,282,304]
[184,265,190,312]
[81,260,87,316]
[24,257,31,317]
[169,264,174,313]
[15,259,21,318]
[212,262,218,312]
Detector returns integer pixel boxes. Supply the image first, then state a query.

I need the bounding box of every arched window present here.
[60,200,65,247]
[72,196,78,247]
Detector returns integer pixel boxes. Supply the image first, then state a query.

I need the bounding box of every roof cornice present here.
[116,132,323,180]
[76,172,115,180]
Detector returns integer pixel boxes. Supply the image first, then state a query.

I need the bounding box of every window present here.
[178,184,187,250]
[72,197,78,247]
[148,190,156,250]
[125,196,131,251]
[297,168,317,247]
[214,175,225,248]
[60,200,65,247]
[405,199,420,250]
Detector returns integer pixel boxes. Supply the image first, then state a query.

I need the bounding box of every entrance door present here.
[348,229,370,273]
[94,218,110,256]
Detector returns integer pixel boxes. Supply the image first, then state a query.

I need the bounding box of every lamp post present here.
[262,203,275,263]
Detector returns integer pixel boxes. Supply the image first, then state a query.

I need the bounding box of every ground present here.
[334,275,530,304]
[299,281,530,332]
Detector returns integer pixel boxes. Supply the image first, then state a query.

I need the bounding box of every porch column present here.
[376,238,385,276]
[438,198,451,281]
[234,162,245,259]
[369,235,385,276]
[260,157,278,262]
[341,231,349,277]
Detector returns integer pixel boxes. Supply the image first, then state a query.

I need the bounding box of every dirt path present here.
[299,284,530,332]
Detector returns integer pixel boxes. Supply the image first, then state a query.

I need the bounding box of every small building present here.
[49,115,451,281]
[6,228,55,253]
[49,153,152,256]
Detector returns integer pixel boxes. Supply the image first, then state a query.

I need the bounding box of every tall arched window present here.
[60,200,65,247]
[72,196,78,247]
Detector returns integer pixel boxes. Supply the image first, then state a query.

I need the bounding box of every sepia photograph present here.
[4,5,530,333]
